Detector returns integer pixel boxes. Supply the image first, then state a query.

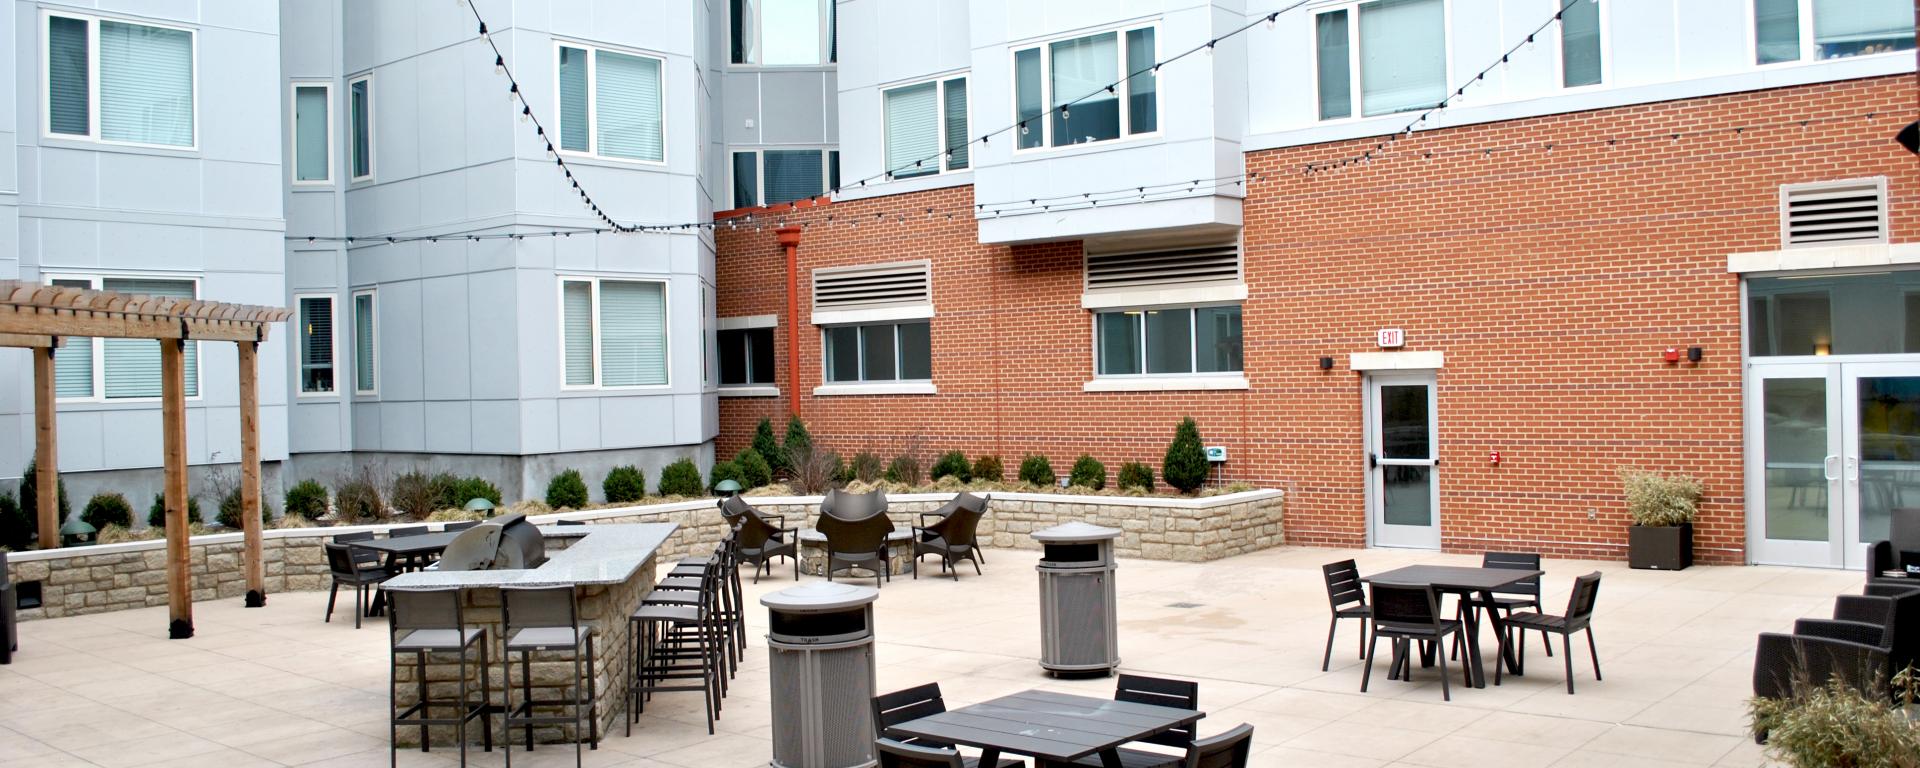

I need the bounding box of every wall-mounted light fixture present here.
[1318,357,1334,370]
[1686,346,1702,363]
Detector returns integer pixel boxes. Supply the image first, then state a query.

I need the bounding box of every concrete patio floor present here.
[0,544,1853,767]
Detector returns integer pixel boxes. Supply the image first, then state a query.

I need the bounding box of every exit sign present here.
[1377,328,1405,348]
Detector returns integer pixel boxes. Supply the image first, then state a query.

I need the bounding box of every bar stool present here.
[387,587,492,767]
[501,586,596,768]
[657,538,742,680]
[629,557,724,735]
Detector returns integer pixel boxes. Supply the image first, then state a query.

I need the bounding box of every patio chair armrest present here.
[1792,618,1885,647]
[1865,581,1920,598]
[1754,632,1890,700]
[1831,595,1891,624]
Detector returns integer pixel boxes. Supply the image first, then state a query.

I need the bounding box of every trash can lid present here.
[760,580,880,612]
[1032,521,1124,543]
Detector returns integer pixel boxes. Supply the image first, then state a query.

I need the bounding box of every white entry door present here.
[1367,372,1440,549]
[1840,364,1920,569]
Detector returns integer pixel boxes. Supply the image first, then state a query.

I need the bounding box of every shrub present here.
[1748,669,1920,767]
[753,418,788,477]
[708,460,743,492]
[1018,454,1055,486]
[1163,417,1210,493]
[658,459,705,497]
[783,416,813,470]
[735,449,773,488]
[388,471,443,518]
[788,443,844,495]
[885,453,924,486]
[930,451,972,483]
[546,469,590,509]
[1118,462,1155,492]
[971,455,1004,483]
[146,493,204,529]
[1620,469,1703,527]
[285,479,330,520]
[81,493,135,530]
[335,470,385,522]
[215,488,274,530]
[603,465,647,503]
[19,457,71,538]
[849,451,884,483]
[1069,455,1106,490]
[441,476,502,509]
[0,492,27,550]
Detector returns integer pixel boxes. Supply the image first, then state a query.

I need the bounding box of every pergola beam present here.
[0,307,272,343]
[0,333,64,348]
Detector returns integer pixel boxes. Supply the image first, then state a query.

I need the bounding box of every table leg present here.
[1458,590,1486,689]
[1100,748,1124,768]
[1482,589,1523,678]
[979,747,1001,767]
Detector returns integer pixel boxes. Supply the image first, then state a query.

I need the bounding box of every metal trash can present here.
[1033,521,1122,677]
[763,581,880,768]
[0,549,15,664]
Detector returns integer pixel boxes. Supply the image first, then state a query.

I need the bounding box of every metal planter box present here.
[1628,523,1692,571]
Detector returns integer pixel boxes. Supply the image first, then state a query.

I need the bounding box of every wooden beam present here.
[0,307,270,343]
[0,333,63,348]
[238,341,265,607]
[32,348,58,550]
[162,339,193,639]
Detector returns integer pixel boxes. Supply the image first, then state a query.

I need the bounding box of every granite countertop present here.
[382,522,677,591]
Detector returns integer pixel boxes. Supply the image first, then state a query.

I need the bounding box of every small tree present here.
[1163,417,1210,494]
[146,493,204,529]
[81,492,135,530]
[334,467,386,522]
[708,460,744,492]
[971,455,1004,483]
[1620,469,1703,527]
[849,451,884,483]
[753,418,788,476]
[930,451,972,483]
[885,453,924,486]
[1018,454,1055,486]
[1118,462,1155,492]
[1068,455,1106,490]
[783,416,813,471]
[215,488,273,530]
[19,457,71,538]
[658,458,705,497]
[387,471,441,518]
[603,465,647,503]
[284,479,330,519]
[546,469,590,509]
[735,448,773,488]
[0,492,29,550]
[788,443,844,495]
[442,476,502,509]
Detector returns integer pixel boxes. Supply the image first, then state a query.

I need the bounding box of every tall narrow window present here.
[596,50,663,162]
[102,278,198,398]
[557,46,590,152]
[884,82,938,178]
[1755,0,1801,63]
[46,13,195,146]
[1315,11,1352,120]
[731,0,755,64]
[47,15,89,136]
[561,280,595,386]
[50,278,94,398]
[1124,28,1157,135]
[1050,32,1119,146]
[1560,0,1603,87]
[293,84,331,182]
[943,77,970,170]
[720,328,776,386]
[828,150,841,191]
[732,151,759,208]
[598,281,668,387]
[298,295,335,394]
[349,76,372,180]
[1014,48,1044,149]
[353,291,376,394]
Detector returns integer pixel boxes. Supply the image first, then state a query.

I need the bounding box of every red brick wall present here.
[717,76,1920,564]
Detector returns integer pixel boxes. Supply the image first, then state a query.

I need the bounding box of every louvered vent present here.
[1085,243,1241,292]
[1782,180,1886,246]
[812,261,930,311]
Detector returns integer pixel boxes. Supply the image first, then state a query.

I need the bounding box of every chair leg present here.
[326,582,339,623]
[1543,626,1554,657]
[1360,630,1380,692]
[521,650,534,750]
[1586,627,1601,681]
[1562,633,1576,695]
[354,585,364,630]
[1321,617,1339,672]
[503,649,516,768]
[416,650,430,752]
[1436,637,1452,702]
[1358,620,1366,659]
[970,552,981,575]
[456,646,469,767]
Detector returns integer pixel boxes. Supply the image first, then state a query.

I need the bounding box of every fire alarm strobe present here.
[1663,348,1681,363]
[1488,450,1501,465]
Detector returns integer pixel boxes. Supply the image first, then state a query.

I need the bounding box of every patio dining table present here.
[885,689,1204,768]
[345,531,461,615]
[1363,564,1543,689]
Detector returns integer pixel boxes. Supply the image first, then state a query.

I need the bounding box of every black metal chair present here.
[871,683,1023,768]
[920,492,989,564]
[738,508,799,583]
[650,538,741,683]
[912,500,987,580]
[629,555,725,735]
[1044,674,1198,768]
[877,738,966,768]
[443,520,480,532]
[1454,552,1547,662]
[501,586,596,767]
[556,519,587,526]
[1320,560,1370,671]
[324,542,395,629]
[817,493,895,588]
[384,525,431,570]
[1499,572,1604,694]
[1181,723,1254,768]
[387,587,492,766]
[1363,582,1466,701]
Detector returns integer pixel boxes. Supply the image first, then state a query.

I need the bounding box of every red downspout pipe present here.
[777,226,804,418]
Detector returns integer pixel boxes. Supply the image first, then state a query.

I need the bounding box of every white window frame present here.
[556,275,674,391]
[819,321,933,385]
[39,9,201,151]
[728,146,836,208]
[289,81,334,186]
[718,315,779,395]
[1009,21,1163,154]
[46,273,205,404]
[880,73,970,179]
[552,40,669,167]
[293,292,339,398]
[347,73,375,183]
[1309,0,1453,125]
[351,288,379,396]
[1555,0,1610,90]
[729,0,837,68]
[1089,302,1245,381]
[1749,0,1918,67]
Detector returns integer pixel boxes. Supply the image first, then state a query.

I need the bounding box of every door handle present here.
[1846,456,1858,483]
[1369,452,1378,468]
[1823,455,1840,481]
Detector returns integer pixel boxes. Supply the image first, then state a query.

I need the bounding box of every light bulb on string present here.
[520,106,530,123]
[494,55,505,75]
[508,83,519,103]
[1265,12,1277,29]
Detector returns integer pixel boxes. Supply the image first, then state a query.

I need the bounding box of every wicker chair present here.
[912,499,988,580]
[738,509,799,583]
[817,496,895,588]
[919,492,989,564]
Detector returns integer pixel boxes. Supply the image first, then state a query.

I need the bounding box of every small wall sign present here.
[1205,446,1228,463]
[1377,328,1405,348]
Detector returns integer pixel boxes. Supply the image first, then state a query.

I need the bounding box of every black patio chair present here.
[443,520,480,532]
[738,509,799,583]
[384,525,431,570]
[1868,507,1920,589]
[1043,674,1199,768]
[719,494,785,529]
[817,493,894,588]
[1320,560,1370,671]
[324,542,396,629]
[871,683,1022,768]
[1498,572,1604,694]
[1181,723,1254,768]
[1362,582,1466,701]
[1454,552,1548,662]
[876,738,965,768]
[920,492,989,564]
[1749,591,1915,743]
[912,500,988,580]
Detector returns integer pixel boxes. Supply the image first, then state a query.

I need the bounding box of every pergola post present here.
[32,346,58,550]
[239,340,266,607]
[162,338,193,639]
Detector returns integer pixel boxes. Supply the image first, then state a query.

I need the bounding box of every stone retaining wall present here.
[3,489,1282,621]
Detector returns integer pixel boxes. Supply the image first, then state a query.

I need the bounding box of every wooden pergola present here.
[0,281,291,639]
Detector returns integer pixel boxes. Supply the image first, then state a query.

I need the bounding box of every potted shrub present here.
[1622,469,1702,570]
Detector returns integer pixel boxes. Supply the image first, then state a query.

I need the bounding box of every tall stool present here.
[629,557,724,735]
[388,587,492,767]
[501,586,596,767]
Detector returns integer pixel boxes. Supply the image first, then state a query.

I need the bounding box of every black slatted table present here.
[1363,564,1543,688]
[348,532,461,614]
[885,689,1203,768]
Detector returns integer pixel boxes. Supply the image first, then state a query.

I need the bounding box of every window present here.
[348,75,372,180]
[297,295,335,394]
[1314,0,1446,120]
[555,43,665,163]
[731,0,836,66]
[1560,0,1603,87]
[292,83,331,183]
[1755,0,1915,65]
[559,278,669,388]
[720,327,776,385]
[1096,306,1242,376]
[729,148,834,207]
[1012,25,1157,150]
[352,290,377,394]
[824,322,931,383]
[43,12,195,147]
[883,76,968,178]
[1748,271,1920,356]
[49,276,200,400]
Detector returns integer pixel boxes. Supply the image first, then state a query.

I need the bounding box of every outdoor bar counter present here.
[382,522,676,746]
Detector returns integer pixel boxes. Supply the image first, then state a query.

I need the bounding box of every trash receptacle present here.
[1033,521,1122,677]
[763,581,880,768]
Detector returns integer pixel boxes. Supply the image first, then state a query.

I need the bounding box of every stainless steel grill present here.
[437,512,547,571]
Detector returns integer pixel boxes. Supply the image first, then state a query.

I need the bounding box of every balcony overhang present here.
[976,194,1241,246]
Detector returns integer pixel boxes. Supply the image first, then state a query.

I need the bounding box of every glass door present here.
[1840,364,1920,570]
[1367,373,1440,549]
[1747,364,1842,567]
